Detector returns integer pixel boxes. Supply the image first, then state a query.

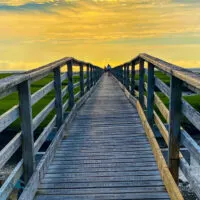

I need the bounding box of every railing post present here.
[123,65,126,86]
[126,64,130,90]
[147,63,154,127]
[90,65,93,87]
[18,80,35,184]
[131,61,135,95]
[87,64,90,91]
[93,67,96,84]
[120,67,123,83]
[53,67,63,128]
[79,63,84,96]
[67,60,74,109]
[168,75,182,183]
[139,59,145,108]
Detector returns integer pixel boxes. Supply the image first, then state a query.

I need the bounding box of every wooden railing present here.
[0,58,103,199]
[112,53,200,198]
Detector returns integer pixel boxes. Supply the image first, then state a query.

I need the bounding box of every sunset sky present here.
[0,0,200,70]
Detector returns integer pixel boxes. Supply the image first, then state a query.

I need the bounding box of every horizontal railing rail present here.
[112,53,200,199]
[0,58,103,199]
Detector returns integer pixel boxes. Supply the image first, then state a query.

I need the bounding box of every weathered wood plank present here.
[67,61,74,108]
[31,81,54,105]
[35,193,169,200]
[73,82,80,89]
[0,132,21,170]
[54,67,63,128]
[0,160,23,200]
[131,61,135,95]
[62,99,69,111]
[61,85,68,98]
[61,72,67,83]
[139,59,145,108]
[32,98,55,131]
[18,80,35,184]
[79,63,84,96]
[147,62,154,127]
[19,75,102,200]
[0,105,19,133]
[168,76,182,183]
[34,116,56,153]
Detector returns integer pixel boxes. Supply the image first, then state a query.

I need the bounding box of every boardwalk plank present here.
[35,75,169,200]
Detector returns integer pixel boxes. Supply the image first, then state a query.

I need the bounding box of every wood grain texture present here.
[112,75,183,200]
[18,80,35,184]
[35,75,169,200]
[19,75,103,200]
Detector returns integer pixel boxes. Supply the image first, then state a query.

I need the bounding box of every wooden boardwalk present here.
[35,75,169,200]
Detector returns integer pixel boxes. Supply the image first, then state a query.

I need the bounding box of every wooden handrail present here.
[0,57,103,199]
[112,54,200,199]
[0,57,100,94]
[114,53,200,92]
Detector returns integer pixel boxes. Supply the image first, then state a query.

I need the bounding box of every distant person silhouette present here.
[107,64,111,76]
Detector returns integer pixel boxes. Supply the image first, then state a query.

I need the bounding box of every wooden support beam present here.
[18,80,35,184]
[168,75,182,183]
[90,65,93,87]
[131,61,135,96]
[123,66,126,86]
[87,64,90,91]
[67,61,74,109]
[126,64,130,90]
[139,59,145,108]
[147,63,154,127]
[79,63,84,96]
[53,67,63,128]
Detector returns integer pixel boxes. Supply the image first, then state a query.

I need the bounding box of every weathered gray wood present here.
[168,75,182,183]
[131,61,135,95]
[155,77,200,131]
[155,77,170,97]
[54,67,63,128]
[0,105,19,133]
[67,61,74,109]
[73,82,80,88]
[180,158,200,199]
[182,100,200,131]
[86,64,90,91]
[34,116,56,153]
[147,63,154,127]
[18,80,35,184]
[139,59,145,108]
[0,132,21,170]
[61,72,68,83]
[35,193,169,200]
[123,65,126,86]
[32,81,54,105]
[32,99,55,131]
[126,64,130,89]
[74,91,81,99]
[0,86,17,100]
[90,65,93,87]
[19,76,102,200]
[180,129,200,166]
[79,63,84,96]
[140,53,200,92]
[0,160,23,200]
[33,75,169,200]
[63,99,69,111]
[61,85,68,98]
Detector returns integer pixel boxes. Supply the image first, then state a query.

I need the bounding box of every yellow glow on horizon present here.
[0,0,200,70]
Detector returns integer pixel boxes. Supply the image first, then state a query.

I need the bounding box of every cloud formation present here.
[0,0,200,69]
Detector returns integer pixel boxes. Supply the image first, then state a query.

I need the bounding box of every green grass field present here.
[0,73,82,135]
[0,71,199,135]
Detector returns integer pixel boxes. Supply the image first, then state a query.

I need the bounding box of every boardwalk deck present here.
[35,75,169,200]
